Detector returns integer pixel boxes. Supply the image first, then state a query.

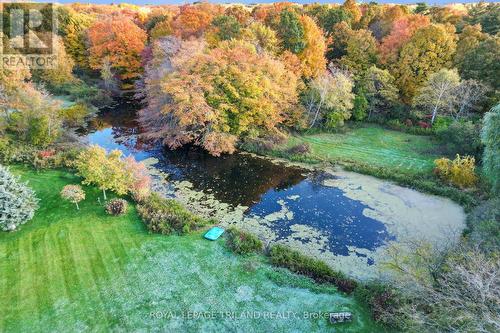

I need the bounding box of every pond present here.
[80,99,466,279]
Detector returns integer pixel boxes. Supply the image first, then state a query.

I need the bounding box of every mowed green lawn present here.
[288,125,439,172]
[0,168,384,332]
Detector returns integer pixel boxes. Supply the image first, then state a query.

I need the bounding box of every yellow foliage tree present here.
[391,24,457,102]
[298,15,327,79]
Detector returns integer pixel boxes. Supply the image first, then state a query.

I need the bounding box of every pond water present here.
[80,99,466,279]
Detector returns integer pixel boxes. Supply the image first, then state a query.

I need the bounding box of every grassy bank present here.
[0,167,385,332]
[243,124,479,209]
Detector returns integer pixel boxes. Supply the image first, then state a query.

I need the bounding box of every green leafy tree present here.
[340,29,378,77]
[0,164,39,231]
[458,37,500,92]
[359,66,399,120]
[352,90,368,121]
[207,15,242,45]
[305,4,352,37]
[481,104,500,195]
[75,145,128,199]
[277,10,306,54]
[466,2,500,35]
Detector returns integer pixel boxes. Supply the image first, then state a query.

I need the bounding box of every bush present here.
[0,164,39,231]
[226,228,263,254]
[435,120,483,159]
[355,283,398,325]
[434,155,477,189]
[287,143,310,155]
[137,192,207,235]
[269,244,357,293]
[60,184,85,210]
[105,198,128,216]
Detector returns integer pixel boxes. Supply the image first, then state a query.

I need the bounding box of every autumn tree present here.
[7,84,63,146]
[303,68,354,128]
[412,68,460,124]
[31,36,76,89]
[88,16,147,82]
[60,185,85,210]
[374,5,409,39]
[392,24,457,102]
[378,14,430,66]
[240,22,279,55]
[139,40,302,156]
[342,0,361,25]
[340,29,378,78]
[59,9,94,69]
[297,15,327,78]
[75,145,128,199]
[359,66,399,119]
[224,5,251,25]
[171,3,224,39]
[149,16,174,40]
[123,156,151,202]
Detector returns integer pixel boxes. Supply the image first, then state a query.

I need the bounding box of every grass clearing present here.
[287,125,440,173]
[0,167,385,332]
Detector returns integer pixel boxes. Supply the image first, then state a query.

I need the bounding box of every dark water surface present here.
[80,100,394,259]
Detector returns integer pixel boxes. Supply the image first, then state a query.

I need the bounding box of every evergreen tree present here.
[0,165,39,231]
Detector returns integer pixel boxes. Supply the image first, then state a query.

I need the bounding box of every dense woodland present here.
[1,1,499,332]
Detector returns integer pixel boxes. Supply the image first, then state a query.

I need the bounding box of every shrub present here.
[226,228,263,254]
[0,164,39,231]
[287,143,310,155]
[60,184,85,210]
[105,198,128,216]
[434,155,477,188]
[269,244,357,293]
[435,120,483,159]
[137,192,207,235]
[123,156,151,202]
[354,283,398,325]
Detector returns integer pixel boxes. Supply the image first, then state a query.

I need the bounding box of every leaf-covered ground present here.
[287,125,439,172]
[0,168,386,332]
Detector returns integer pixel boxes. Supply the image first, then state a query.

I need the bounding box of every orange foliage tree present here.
[378,14,430,66]
[87,16,147,81]
[139,39,302,156]
[171,3,224,39]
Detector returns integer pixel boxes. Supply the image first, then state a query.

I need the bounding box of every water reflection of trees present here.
[159,147,307,207]
[81,100,307,207]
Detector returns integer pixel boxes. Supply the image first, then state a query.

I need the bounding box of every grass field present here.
[287,125,440,172]
[0,167,384,332]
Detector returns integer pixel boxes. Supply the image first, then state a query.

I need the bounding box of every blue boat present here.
[204,227,225,241]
